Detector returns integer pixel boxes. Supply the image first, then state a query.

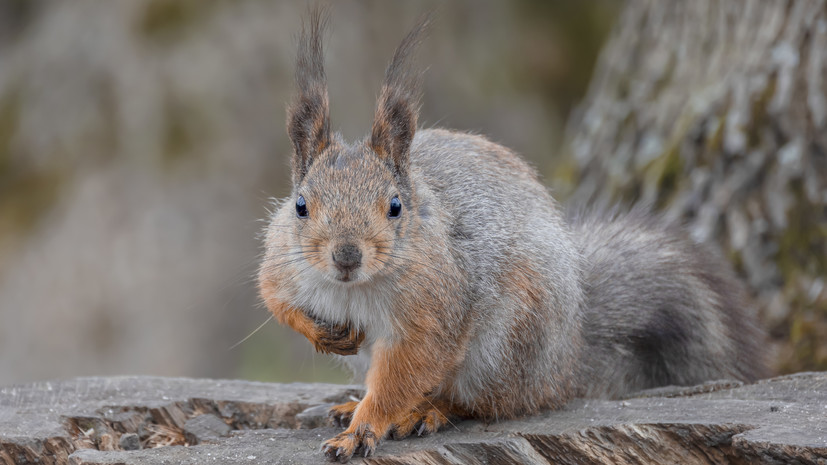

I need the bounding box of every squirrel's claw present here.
[320,443,345,463]
[361,440,376,458]
[322,437,352,462]
[389,407,448,440]
[321,427,377,463]
[328,401,358,428]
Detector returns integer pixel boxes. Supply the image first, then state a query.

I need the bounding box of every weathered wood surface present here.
[1,374,826,464]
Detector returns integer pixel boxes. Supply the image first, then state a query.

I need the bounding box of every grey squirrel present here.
[257,10,769,462]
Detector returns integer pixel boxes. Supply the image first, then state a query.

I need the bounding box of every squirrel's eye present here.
[388,195,402,218]
[296,195,308,218]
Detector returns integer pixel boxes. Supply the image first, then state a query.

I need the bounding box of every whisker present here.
[292,261,319,278]
[258,257,311,273]
[422,397,460,432]
[227,314,274,351]
[264,223,330,241]
[261,250,321,261]
[380,252,454,280]
[366,221,395,242]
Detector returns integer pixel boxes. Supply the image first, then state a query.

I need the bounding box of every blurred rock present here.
[118,433,140,451]
[183,414,230,444]
[295,403,335,430]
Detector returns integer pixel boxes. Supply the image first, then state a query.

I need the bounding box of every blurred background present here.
[0,0,824,386]
[0,0,617,385]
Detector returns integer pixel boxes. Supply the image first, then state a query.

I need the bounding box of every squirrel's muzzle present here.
[332,243,362,274]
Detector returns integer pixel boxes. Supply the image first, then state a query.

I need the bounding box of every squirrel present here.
[257,9,769,462]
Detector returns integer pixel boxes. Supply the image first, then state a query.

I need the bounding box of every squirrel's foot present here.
[389,406,449,440]
[328,401,359,428]
[313,321,364,356]
[321,424,378,462]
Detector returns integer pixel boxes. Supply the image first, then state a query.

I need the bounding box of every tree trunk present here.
[562,0,827,373]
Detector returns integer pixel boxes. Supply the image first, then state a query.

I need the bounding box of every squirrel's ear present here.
[371,14,430,180]
[287,7,330,184]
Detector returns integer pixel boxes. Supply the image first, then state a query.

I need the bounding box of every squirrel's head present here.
[272,8,428,285]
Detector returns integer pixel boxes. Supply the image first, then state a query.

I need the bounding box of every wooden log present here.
[1,374,825,464]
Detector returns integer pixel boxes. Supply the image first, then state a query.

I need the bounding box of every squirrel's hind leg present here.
[388,401,453,440]
[329,401,359,428]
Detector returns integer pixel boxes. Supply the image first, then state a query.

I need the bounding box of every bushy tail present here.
[568,206,769,398]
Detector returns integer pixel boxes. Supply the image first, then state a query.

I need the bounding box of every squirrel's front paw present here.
[321,424,378,462]
[312,320,364,356]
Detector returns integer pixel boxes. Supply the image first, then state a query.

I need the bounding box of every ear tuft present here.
[371,13,432,180]
[287,6,331,184]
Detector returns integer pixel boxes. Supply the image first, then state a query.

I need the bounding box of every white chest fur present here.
[291,272,398,344]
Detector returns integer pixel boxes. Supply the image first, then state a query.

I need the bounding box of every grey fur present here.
[408,129,585,417]
[403,130,766,405]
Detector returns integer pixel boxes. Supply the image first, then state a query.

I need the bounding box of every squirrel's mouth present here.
[335,270,356,283]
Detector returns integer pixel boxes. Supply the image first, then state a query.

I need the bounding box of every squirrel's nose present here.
[332,244,362,272]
